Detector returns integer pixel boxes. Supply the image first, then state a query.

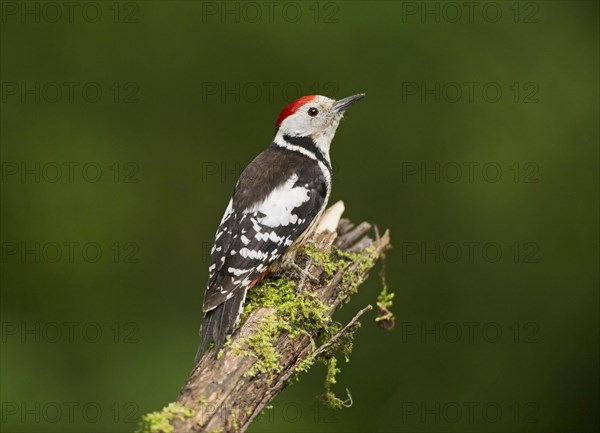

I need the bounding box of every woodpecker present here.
[195,93,365,363]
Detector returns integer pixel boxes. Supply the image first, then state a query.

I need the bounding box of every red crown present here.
[275,95,317,129]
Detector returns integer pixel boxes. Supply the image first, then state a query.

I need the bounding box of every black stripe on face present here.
[282,134,332,172]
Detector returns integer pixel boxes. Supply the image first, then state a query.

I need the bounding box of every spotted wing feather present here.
[197,148,328,360]
[204,149,327,311]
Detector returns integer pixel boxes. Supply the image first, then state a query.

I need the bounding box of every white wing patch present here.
[204,167,326,313]
[255,230,283,243]
[246,174,311,227]
[239,247,269,260]
[227,267,253,277]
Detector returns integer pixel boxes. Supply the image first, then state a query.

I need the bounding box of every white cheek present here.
[284,113,313,135]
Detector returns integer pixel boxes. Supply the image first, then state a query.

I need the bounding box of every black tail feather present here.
[194,289,247,364]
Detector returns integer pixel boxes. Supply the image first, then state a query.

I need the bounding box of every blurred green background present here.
[1,1,598,432]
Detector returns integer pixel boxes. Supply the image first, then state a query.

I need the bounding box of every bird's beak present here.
[332,93,365,113]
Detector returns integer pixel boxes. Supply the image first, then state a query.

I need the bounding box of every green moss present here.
[377,286,394,310]
[305,243,378,303]
[230,411,239,433]
[339,322,358,362]
[240,275,297,321]
[337,247,377,301]
[232,273,334,378]
[376,286,395,322]
[231,312,282,377]
[375,253,396,329]
[304,241,338,277]
[295,347,319,376]
[137,402,193,433]
[323,357,353,409]
[232,243,376,406]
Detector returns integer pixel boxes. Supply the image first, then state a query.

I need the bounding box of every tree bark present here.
[142,201,391,433]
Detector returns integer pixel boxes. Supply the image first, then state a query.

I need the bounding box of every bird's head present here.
[274,93,365,155]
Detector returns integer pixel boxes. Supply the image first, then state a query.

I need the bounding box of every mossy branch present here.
[138,201,392,433]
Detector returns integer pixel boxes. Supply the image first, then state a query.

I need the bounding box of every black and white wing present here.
[196,148,329,360]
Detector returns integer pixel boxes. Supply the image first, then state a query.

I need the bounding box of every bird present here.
[195,93,365,363]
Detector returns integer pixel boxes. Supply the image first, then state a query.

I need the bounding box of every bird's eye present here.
[308,107,319,117]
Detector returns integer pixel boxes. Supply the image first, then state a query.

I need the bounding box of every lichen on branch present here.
[138,402,193,433]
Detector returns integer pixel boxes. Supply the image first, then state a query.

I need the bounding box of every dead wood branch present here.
[138,201,391,433]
